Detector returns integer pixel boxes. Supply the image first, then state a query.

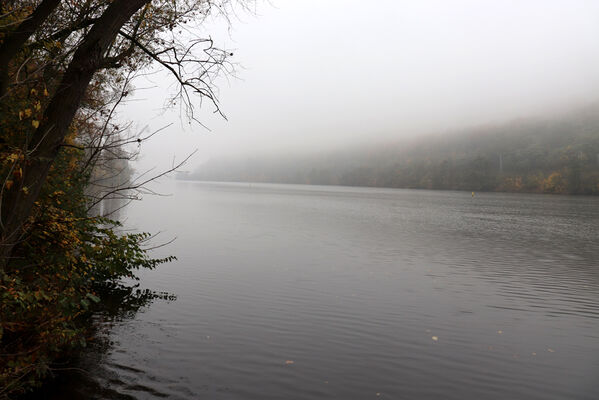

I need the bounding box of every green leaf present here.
[86,293,100,303]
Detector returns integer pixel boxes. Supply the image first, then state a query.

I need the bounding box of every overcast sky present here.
[122,0,599,173]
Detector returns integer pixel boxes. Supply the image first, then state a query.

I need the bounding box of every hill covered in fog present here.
[185,105,599,194]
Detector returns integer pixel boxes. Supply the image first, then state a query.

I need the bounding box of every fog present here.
[122,0,599,173]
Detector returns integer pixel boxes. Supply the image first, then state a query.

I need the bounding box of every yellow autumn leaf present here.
[24,108,32,117]
[5,180,13,190]
[32,120,40,129]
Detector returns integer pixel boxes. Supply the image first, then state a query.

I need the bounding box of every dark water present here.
[43,182,599,399]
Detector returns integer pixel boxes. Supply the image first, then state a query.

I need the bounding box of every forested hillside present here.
[188,105,599,194]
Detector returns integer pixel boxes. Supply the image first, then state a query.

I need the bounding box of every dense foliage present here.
[0,145,175,397]
[0,1,229,396]
[189,105,599,194]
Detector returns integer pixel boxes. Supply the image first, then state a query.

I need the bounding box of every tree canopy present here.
[0,0,239,262]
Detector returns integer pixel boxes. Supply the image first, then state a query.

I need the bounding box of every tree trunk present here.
[0,0,150,265]
[0,0,62,96]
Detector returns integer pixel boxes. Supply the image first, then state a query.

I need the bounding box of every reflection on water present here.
[30,285,176,400]
[40,183,599,399]
[88,195,129,221]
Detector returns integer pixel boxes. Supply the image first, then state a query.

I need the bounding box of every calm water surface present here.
[47,182,599,399]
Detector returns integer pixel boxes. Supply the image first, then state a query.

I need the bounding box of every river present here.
[42,182,599,399]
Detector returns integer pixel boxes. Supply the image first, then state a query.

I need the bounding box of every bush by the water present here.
[0,149,174,398]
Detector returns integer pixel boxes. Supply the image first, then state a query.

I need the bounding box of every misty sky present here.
[122,0,599,173]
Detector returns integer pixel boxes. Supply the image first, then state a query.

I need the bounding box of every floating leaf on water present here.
[432,336,438,342]
[497,330,503,334]
[285,360,294,365]
[547,348,555,353]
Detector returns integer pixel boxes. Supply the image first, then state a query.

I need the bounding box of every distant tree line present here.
[187,105,599,194]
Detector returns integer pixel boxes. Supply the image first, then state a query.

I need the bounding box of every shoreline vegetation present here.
[0,145,175,397]
[0,1,214,397]
[185,104,599,195]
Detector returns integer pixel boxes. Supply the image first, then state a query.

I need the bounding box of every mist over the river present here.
[126,0,599,174]
[184,103,599,194]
